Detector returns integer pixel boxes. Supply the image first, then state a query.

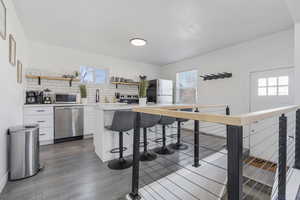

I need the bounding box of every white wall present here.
[295,24,300,103]
[28,42,161,81]
[0,0,29,193]
[161,29,294,115]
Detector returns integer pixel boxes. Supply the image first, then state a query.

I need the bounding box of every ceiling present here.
[12,0,293,66]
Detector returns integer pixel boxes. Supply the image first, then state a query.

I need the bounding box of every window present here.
[80,66,108,84]
[176,70,198,104]
[258,76,289,96]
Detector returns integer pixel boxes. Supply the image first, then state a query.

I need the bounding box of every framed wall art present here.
[17,60,22,84]
[9,34,16,66]
[0,0,6,40]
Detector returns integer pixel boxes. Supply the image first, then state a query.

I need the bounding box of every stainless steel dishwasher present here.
[54,106,84,143]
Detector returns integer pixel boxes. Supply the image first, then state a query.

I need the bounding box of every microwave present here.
[55,93,80,104]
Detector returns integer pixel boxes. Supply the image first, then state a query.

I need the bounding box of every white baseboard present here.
[0,172,8,194]
[84,134,93,139]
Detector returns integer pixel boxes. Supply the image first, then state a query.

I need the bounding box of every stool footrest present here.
[139,141,149,148]
[154,138,163,144]
[110,147,127,154]
[167,134,177,139]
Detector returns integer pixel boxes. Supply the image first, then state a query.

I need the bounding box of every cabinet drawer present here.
[39,127,53,141]
[24,107,53,116]
[24,115,53,128]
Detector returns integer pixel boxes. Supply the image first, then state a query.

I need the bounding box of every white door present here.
[249,67,295,162]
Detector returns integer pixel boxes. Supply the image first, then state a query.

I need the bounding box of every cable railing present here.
[126,104,300,200]
[236,110,296,200]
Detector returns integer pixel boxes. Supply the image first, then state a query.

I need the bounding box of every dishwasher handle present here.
[55,107,72,110]
[55,106,83,110]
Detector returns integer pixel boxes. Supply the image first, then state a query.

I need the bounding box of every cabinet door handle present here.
[37,110,45,112]
[37,121,45,123]
[40,133,46,136]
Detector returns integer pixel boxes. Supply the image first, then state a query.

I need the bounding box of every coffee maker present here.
[42,89,53,104]
[26,91,43,104]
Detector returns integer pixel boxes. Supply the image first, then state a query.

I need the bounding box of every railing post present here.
[227,125,243,200]
[193,107,200,167]
[295,109,300,169]
[129,112,141,200]
[226,106,230,148]
[278,114,287,200]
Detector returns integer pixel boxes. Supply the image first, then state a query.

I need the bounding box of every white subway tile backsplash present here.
[25,70,139,103]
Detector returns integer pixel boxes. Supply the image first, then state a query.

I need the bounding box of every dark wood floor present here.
[0,131,226,200]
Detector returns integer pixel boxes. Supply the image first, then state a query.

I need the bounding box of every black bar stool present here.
[169,108,193,150]
[106,110,136,170]
[154,116,176,155]
[140,113,161,161]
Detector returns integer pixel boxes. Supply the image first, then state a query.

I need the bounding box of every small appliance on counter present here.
[26,91,43,104]
[55,93,79,104]
[26,89,55,104]
[118,94,139,104]
[42,88,54,104]
[43,96,52,104]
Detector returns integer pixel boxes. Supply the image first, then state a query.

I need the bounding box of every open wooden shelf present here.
[111,81,139,86]
[26,75,80,82]
[111,81,140,88]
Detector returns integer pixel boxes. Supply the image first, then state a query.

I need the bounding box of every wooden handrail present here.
[236,105,299,125]
[151,104,227,110]
[132,105,299,126]
[132,107,240,125]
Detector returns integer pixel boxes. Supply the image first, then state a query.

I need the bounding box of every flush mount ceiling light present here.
[130,38,147,46]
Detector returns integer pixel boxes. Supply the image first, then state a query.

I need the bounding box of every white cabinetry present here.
[24,106,54,145]
[84,105,97,137]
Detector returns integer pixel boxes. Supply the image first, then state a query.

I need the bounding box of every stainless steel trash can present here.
[8,124,40,180]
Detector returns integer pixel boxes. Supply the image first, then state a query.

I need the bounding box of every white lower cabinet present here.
[84,105,97,137]
[39,127,54,142]
[24,115,53,129]
[24,105,96,145]
[24,106,54,145]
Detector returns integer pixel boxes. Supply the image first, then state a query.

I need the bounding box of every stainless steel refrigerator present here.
[147,79,173,104]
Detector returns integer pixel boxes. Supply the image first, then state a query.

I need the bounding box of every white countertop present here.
[24,103,188,110]
[98,103,186,111]
[23,103,131,108]
[24,103,92,107]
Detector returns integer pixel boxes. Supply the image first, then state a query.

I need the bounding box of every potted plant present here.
[74,71,80,78]
[79,84,88,104]
[139,75,148,106]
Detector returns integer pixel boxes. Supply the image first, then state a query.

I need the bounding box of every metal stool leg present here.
[154,125,174,155]
[169,121,189,150]
[108,131,133,170]
[140,128,157,161]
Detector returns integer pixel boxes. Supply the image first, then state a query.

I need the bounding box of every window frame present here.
[80,66,109,85]
[257,76,289,97]
[175,69,198,104]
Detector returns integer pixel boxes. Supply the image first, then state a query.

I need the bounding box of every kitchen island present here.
[93,104,182,162]
[23,103,226,162]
